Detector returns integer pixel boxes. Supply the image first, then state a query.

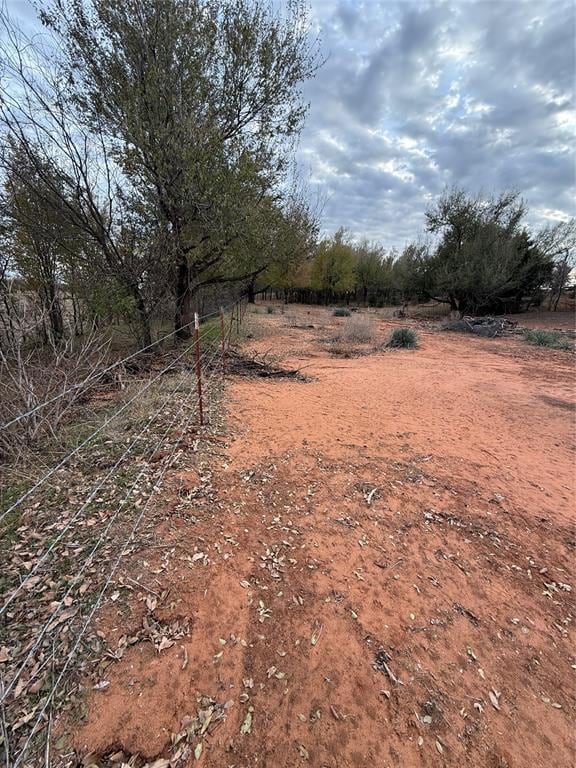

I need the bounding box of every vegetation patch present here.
[333,307,351,317]
[387,327,419,349]
[523,329,572,350]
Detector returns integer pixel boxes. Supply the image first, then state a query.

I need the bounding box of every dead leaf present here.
[489,690,501,711]
[435,740,443,754]
[240,707,253,734]
[311,621,323,646]
[146,595,158,612]
[157,636,175,653]
[194,743,203,761]
[297,744,309,759]
[0,647,9,663]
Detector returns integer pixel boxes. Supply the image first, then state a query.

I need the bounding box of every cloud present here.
[299,0,575,247]
[5,0,575,247]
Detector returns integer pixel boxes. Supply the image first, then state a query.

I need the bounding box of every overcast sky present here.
[300,0,575,247]
[8,0,576,249]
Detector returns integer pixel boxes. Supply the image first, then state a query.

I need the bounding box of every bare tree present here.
[0,15,166,345]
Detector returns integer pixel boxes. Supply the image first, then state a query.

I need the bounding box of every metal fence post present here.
[219,307,226,377]
[194,312,204,425]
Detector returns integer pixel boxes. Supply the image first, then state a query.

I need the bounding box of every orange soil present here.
[72,307,575,768]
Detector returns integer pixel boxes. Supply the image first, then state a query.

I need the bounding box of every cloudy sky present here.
[7,0,576,249]
[299,0,575,247]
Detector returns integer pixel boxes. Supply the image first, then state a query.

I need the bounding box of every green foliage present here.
[387,327,419,349]
[311,230,356,297]
[333,307,351,317]
[266,305,275,314]
[523,329,572,350]
[424,188,554,315]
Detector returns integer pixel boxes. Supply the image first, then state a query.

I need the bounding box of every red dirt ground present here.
[71,306,575,768]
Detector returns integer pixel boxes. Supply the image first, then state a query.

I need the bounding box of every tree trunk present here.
[72,294,83,336]
[134,293,152,347]
[45,284,64,345]
[174,257,193,339]
[247,278,256,304]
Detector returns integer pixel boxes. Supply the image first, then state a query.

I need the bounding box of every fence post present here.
[194,312,204,425]
[219,307,226,377]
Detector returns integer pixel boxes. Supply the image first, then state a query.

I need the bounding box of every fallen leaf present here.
[240,707,253,735]
[146,595,157,611]
[194,743,203,761]
[297,744,309,759]
[489,690,501,711]
[311,621,323,646]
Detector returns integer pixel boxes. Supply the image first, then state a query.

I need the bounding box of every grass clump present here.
[387,327,419,349]
[333,307,351,317]
[523,329,572,350]
[340,315,374,343]
[266,305,275,314]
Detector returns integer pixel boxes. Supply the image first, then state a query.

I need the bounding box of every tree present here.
[424,188,553,315]
[534,219,576,310]
[2,147,73,343]
[259,192,319,303]
[392,242,431,304]
[0,16,168,346]
[42,0,320,337]
[311,229,356,302]
[354,240,386,305]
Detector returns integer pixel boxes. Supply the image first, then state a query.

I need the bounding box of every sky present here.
[7,0,576,249]
[299,0,575,246]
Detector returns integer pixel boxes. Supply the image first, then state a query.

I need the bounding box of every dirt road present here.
[73,307,575,768]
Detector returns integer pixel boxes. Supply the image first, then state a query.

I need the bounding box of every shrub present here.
[266,305,275,314]
[387,327,419,349]
[333,307,351,317]
[340,315,374,343]
[523,329,572,350]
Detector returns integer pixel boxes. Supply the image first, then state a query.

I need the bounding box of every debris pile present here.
[443,316,518,337]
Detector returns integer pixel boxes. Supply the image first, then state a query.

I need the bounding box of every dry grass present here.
[334,314,375,344]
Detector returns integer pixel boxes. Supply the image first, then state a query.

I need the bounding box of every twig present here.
[123,577,161,598]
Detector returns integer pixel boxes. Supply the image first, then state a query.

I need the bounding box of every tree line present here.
[262,188,575,316]
[0,0,573,359]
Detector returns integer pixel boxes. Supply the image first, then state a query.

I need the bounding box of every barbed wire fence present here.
[0,297,248,768]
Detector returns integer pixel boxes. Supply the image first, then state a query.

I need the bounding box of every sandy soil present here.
[71,306,575,768]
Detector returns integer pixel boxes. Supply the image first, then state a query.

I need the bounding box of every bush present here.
[387,327,419,349]
[523,329,572,350]
[333,307,351,317]
[340,315,374,343]
[266,305,275,314]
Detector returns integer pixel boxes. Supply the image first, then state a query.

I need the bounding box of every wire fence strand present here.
[0,315,232,525]
[0,298,240,432]
[1,298,246,767]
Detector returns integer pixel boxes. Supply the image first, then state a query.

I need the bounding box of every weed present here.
[266,305,275,314]
[339,315,375,343]
[333,307,351,317]
[523,329,572,350]
[387,327,419,349]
